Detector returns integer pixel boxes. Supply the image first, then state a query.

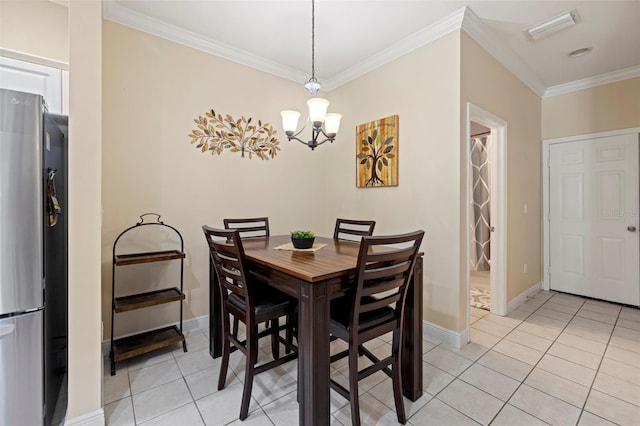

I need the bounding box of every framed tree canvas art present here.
[356,115,398,187]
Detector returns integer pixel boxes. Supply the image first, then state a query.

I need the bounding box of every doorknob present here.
[628,226,637,232]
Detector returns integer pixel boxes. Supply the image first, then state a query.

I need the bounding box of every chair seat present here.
[330,296,395,334]
[228,291,294,317]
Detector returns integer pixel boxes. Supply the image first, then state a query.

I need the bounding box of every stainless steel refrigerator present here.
[0,88,68,426]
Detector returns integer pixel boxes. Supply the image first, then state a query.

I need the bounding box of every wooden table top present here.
[241,235,363,283]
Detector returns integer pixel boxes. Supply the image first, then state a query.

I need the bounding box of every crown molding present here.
[102,0,309,85]
[103,1,636,98]
[544,65,640,97]
[461,8,547,97]
[103,0,465,93]
[328,6,550,96]
[323,7,466,91]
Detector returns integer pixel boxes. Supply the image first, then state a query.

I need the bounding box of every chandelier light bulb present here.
[324,113,342,135]
[307,98,329,124]
[280,110,301,133]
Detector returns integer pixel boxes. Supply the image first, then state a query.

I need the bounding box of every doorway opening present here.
[466,103,507,344]
[469,121,492,312]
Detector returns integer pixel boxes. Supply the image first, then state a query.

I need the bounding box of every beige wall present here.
[327,30,543,333]
[101,17,543,353]
[542,77,640,139]
[328,31,463,331]
[68,0,102,420]
[102,21,326,338]
[0,0,69,63]
[460,33,542,311]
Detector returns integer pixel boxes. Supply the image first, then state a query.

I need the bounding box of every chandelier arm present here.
[289,119,309,139]
[314,137,334,146]
[316,127,336,139]
[311,127,335,147]
[286,134,309,145]
[285,125,335,150]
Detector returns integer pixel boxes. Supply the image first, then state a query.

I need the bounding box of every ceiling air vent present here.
[525,10,578,41]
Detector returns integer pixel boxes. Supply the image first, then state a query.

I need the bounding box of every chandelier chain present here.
[311,0,315,80]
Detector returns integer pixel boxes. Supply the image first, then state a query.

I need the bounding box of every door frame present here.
[542,127,640,291]
[466,103,508,340]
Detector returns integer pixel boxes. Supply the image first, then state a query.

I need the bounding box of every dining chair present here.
[329,230,424,426]
[223,217,271,345]
[223,217,269,238]
[333,218,376,241]
[203,226,297,421]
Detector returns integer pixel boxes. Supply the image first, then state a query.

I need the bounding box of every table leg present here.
[209,256,222,358]
[298,280,330,426]
[402,255,423,400]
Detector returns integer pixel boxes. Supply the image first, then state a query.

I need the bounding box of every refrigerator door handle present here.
[0,324,16,337]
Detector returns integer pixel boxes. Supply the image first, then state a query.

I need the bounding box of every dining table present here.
[208,235,424,426]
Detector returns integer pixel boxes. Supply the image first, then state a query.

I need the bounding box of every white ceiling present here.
[104,0,640,97]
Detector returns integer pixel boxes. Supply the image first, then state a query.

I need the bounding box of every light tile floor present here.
[104,291,640,425]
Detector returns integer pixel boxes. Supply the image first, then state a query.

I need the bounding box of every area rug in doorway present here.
[470,288,490,311]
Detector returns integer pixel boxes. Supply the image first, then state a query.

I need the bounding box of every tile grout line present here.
[477,295,555,425]
[496,296,622,422]
[426,298,545,425]
[491,294,589,425]
[126,366,139,426]
[174,345,208,426]
[576,305,626,425]
[427,295,557,424]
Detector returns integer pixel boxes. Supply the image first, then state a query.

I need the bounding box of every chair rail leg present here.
[348,346,361,426]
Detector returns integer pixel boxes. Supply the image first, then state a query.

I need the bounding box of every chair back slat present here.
[359,292,402,313]
[333,218,376,241]
[360,276,406,297]
[364,246,416,264]
[350,230,424,332]
[203,226,254,306]
[224,217,270,238]
[362,261,411,282]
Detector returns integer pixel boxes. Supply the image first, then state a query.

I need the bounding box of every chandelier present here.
[280,0,342,150]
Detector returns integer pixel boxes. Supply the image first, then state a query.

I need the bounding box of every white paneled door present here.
[549,133,639,306]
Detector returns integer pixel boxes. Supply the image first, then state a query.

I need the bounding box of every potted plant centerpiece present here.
[290,230,315,249]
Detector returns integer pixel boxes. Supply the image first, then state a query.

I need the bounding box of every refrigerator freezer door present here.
[0,89,43,315]
[43,112,68,426]
[0,310,44,425]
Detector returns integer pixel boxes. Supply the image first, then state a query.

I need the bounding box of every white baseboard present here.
[183,314,209,334]
[423,320,467,349]
[103,314,471,352]
[101,315,208,355]
[507,281,542,314]
[64,409,104,426]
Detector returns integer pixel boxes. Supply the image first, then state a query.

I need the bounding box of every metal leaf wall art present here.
[188,109,280,160]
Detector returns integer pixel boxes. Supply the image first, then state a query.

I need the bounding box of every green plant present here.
[291,230,315,239]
